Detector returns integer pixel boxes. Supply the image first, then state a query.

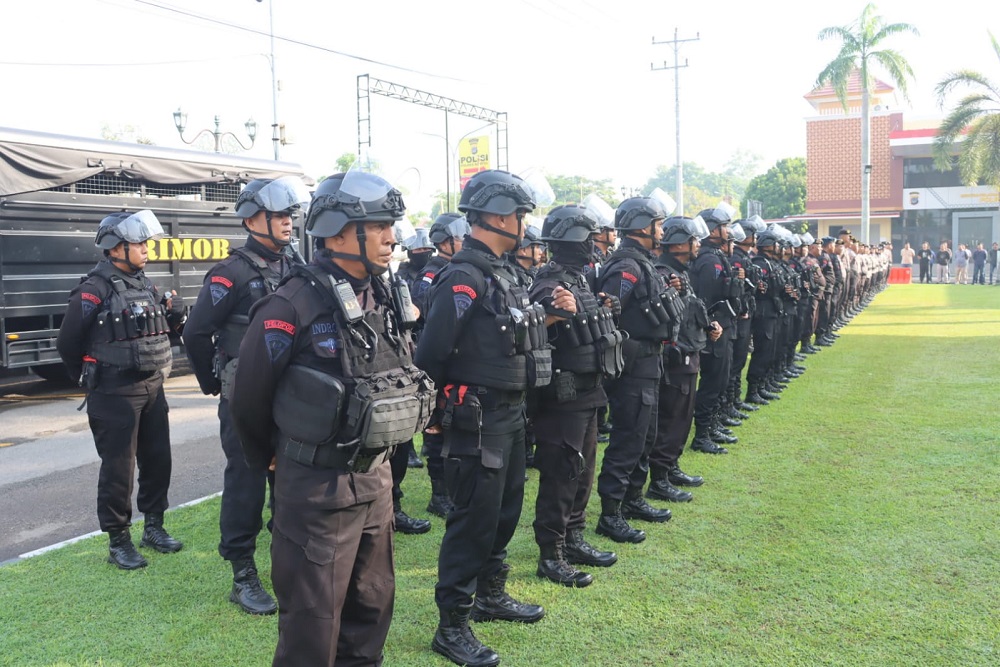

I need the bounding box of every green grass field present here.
[2,284,998,667]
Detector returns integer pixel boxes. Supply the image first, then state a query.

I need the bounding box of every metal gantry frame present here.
[357,74,508,206]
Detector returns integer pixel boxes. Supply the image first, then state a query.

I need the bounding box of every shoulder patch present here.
[264,319,296,334]
[211,275,234,288]
[81,292,101,317]
[452,284,477,299]
[209,283,229,306]
[622,271,638,284]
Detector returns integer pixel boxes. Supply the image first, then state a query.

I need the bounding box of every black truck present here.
[0,127,313,380]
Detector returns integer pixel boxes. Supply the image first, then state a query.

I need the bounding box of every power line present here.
[131,0,468,82]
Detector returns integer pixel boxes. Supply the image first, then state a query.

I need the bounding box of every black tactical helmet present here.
[755,229,781,248]
[233,178,309,220]
[541,205,598,243]
[660,216,709,246]
[95,210,165,250]
[458,169,536,217]
[404,227,435,252]
[519,225,545,249]
[428,212,471,245]
[306,172,405,239]
[698,203,736,230]
[615,197,669,231]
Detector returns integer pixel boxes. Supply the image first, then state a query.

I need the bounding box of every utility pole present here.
[652,28,699,216]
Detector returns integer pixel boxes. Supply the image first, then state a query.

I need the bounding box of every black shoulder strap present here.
[452,249,514,293]
[232,246,282,290]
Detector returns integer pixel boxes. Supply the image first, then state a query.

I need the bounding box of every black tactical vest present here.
[603,246,679,344]
[217,246,287,358]
[272,265,434,451]
[442,249,552,392]
[752,254,783,318]
[532,264,624,379]
[87,263,172,372]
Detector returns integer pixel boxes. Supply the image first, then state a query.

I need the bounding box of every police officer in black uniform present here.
[57,210,184,570]
[415,169,549,667]
[183,177,308,612]
[689,206,741,454]
[413,212,471,519]
[509,224,545,287]
[646,216,717,503]
[594,196,676,544]
[745,228,785,405]
[229,170,434,667]
[726,217,767,419]
[381,223,434,534]
[529,205,625,588]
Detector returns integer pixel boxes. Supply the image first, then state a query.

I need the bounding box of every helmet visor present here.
[393,219,416,246]
[743,214,767,233]
[729,223,747,243]
[582,193,616,229]
[519,168,555,207]
[711,201,737,225]
[116,210,165,243]
[690,215,710,240]
[255,176,312,214]
[648,188,678,216]
[801,232,815,245]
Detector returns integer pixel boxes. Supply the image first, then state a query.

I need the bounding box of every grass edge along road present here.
[1,284,998,667]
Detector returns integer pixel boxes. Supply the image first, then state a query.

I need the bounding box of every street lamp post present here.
[421,122,494,211]
[172,109,257,153]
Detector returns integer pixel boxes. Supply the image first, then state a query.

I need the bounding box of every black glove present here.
[599,293,622,317]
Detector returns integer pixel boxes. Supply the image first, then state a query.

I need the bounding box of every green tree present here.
[641,152,761,215]
[933,31,1000,191]
[335,152,356,173]
[816,2,918,244]
[743,158,807,219]
[547,174,621,210]
[101,123,154,145]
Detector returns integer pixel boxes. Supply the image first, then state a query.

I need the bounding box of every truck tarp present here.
[0,127,313,196]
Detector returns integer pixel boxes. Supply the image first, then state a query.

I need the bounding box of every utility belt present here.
[546,369,602,404]
[623,338,663,358]
[80,359,159,389]
[278,434,393,474]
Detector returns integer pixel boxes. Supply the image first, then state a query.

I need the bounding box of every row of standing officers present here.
[56,168,888,667]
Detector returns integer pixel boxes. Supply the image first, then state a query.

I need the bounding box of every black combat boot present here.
[432,603,500,667]
[536,542,593,588]
[394,498,431,535]
[691,422,728,454]
[108,528,147,570]
[471,564,545,623]
[745,381,770,406]
[646,466,693,502]
[621,487,672,522]
[230,557,277,615]
[595,495,646,543]
[140,513,183,553]
[667,465,704,487]
[564,527,617,567]
[407,447,424,468]
[710,417,738,445]
[426,478,455,518]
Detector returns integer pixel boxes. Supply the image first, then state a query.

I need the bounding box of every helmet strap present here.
[110,241,142,274]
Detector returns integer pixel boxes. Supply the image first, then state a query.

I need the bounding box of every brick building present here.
[801,70,999,259]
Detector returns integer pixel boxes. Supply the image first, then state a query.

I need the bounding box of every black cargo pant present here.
[436,403,526,612]
[597,351,661,501]
[271,460,394,667]
[650,365,698,471]
[87,371,171,532]
[389,437,414,502]
[532,407,599,547]
[729,317,752,398]
[747,317,778,384]
[694,327,733,429]
[219,397,273,562]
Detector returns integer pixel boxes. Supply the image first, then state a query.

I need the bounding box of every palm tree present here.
[816,3,918,244]
[933,32,1000,195]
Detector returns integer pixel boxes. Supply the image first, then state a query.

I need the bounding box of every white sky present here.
[1,0,997,212]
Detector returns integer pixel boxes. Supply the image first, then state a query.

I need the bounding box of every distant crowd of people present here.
[900,240,997,284]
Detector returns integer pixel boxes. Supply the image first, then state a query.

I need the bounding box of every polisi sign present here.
[459,135,491,189]
[146,237,231,262]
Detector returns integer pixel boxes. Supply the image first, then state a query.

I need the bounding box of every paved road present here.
[0,373,225,564]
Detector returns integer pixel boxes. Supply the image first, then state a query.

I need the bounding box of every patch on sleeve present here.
[422,272,436,283]
[80,292,101,317]
[714,263,724,278]
[622,272,638,284]
[452,284,477,299]
[211,275,234,288]
[209,283,230,306]
[264,319,296,335]
[453,293,474,319]
[263,319,295,362]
